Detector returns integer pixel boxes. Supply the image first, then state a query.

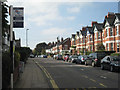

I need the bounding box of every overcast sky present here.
[8,0,118,50]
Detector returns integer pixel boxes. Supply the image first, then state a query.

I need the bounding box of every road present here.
[15,57,120,89]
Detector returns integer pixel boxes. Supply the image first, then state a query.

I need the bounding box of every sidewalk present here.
[14,58,49,88]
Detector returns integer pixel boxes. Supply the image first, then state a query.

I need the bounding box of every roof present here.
[86,26,94,34]
[115,13,120,20]
[93,23,103,31]
[103,13,115,28]
[60,38,70,45]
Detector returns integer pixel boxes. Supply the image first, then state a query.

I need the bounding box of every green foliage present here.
[111,53,120,56]
[96,43,105,51]
[86,51,93,55]
[34,42,48,55]
[41,49,46,55]
[16,47,32,63]
[71,46,76,48]
[14,51,20,67]
[2,3,9,37]
[2,51,11,88]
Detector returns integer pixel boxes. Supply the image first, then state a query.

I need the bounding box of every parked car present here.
[56,54,63,60]
[43,55,47,58]
[85,52,107,67]
[69,55,78,63]
[76,55,89,64]
[53,55,57,59]
[63,55,69,61]
[101,56,120,72]
[30,54,34,58]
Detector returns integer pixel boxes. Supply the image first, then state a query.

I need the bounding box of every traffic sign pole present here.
[10,5,14,89]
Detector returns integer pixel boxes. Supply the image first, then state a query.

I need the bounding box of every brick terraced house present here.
[71,12,120,54]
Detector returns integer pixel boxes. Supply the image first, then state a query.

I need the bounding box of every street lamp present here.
[26,29,29,47]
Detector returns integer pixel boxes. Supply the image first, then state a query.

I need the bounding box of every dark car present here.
[85,52,107,67]
[101,56,120,72]
[76,55,89,64]
[69,55,78,63]
[43,55,47,58]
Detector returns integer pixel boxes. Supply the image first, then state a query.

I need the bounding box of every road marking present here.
[83,75,88,78]
[99,83,107,88]
[33,60,59,89]
[89,78,96,83]
[81,69,84,71]
[50,80,59,88]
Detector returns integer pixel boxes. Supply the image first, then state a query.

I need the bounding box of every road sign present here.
[13,7,24,28]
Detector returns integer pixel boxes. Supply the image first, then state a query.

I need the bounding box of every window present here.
[110,28,113,36]
[116,26,119,35]
[98,32,100,39]
[91,46,92,51]
[106,29,109,37]
[90,35,92,41]
[95,33,97,40]
[111,43,113,51]
[117,43,119,52]
[83,37,85,43]
[88,36,89,41]
[106,43,109,51]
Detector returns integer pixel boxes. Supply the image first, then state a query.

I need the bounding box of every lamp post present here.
[26,29,29,47]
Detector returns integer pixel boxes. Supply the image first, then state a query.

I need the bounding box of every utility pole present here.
[0,1,2,90]
[10,5,14,88]
[26,29,29,47]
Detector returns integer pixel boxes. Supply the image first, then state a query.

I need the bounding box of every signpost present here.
[13,7,24,28]
[9,6,24,88]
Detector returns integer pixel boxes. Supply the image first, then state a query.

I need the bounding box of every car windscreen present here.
[72,56,78,58]
[111,57,120,61]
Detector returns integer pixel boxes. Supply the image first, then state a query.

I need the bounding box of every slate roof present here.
[93,23,103,31]
[86,26,94,34]
[115,13,120,20]
[103,13,115,27]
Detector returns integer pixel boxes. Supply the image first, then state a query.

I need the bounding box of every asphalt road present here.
[15,57,120,89]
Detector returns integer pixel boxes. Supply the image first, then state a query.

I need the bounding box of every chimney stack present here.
[61,37,63,42]
[91,21,97,27]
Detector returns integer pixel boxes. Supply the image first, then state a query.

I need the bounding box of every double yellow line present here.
[33,60,59,89]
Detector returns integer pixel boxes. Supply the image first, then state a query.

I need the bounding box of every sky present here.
[7,0,119,50]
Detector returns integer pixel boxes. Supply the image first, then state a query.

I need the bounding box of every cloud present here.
[67,7,80,13]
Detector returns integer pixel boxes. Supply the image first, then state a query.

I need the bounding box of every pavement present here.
[14,57,120,89]
[14,58,49,88]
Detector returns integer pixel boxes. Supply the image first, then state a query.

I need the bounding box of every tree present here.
[96,43,105,51]
[2,3,9,37]
[41,49,46,55]
[34,42,48,55]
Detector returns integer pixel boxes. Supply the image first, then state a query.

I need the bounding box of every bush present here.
[14,51,20,68]
[2,52,12,88]
[111,53,120,56]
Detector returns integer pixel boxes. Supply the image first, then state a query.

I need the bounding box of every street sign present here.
[13,7,24,28]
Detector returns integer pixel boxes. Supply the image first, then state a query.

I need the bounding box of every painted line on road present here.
[89,78,96,83]
[33,60,59,89]
[99,83,107,88]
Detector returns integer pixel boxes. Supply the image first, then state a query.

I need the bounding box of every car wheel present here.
[101,64,104,70]
[92,62,95,67]
[110,66,114,72]
[85,61,87,66]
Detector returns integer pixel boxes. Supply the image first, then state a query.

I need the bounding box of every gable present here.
[94,26,98,33]
[114,17,120,25]
[105,20,110,27]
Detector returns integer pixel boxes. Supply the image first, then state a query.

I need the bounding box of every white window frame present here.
[117,43,119,52]
[110,28,113,36]
[90,35,92,41]
[117,26,119,35]
[111,43,113,51]
[98,32,100,39]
